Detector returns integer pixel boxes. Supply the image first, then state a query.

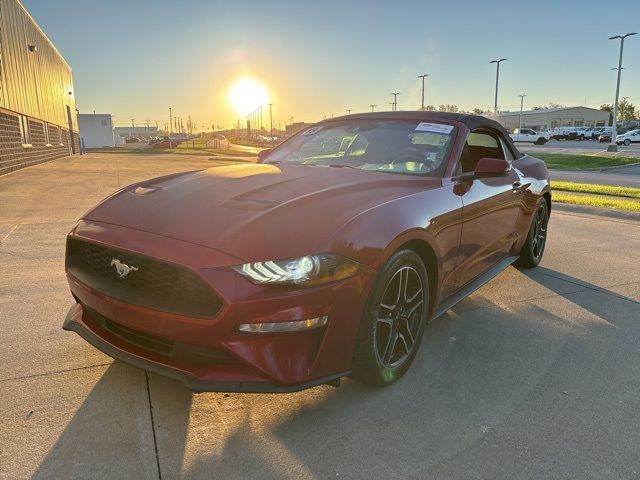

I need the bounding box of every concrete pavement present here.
[1,154,639,479]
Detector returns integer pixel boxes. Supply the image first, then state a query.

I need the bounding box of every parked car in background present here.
[598,133,612,143]
[593,127,612,138]
[550,127,580,140]
[509,128,550,145]
[616,129,640,146]
[575,127,597,140]
[151,137,183,149]
[125,137,141,144]
[63,112,552,392]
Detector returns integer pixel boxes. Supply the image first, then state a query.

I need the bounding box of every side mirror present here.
[257,148,273,162]
[474,157,511,177]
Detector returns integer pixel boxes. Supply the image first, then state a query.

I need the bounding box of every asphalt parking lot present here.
[519,139,640,157]
[1,154,639,479]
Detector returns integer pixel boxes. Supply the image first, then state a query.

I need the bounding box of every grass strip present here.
[553,192,640,212]
[536,153,639,170]
[551,181,640,199]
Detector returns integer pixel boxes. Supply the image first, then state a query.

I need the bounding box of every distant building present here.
[78,114,114,148]
[114,126,159,140]
[493,106,610,132]
[0,0,79,176]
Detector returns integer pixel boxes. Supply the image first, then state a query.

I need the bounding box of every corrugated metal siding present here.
[0,0,76,130]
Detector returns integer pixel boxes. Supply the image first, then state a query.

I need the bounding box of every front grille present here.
[66,239,223,318]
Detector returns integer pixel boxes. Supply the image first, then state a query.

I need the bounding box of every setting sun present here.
[229,78,269,115]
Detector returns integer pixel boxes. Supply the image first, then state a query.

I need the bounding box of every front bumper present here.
[63,303,347,393]
[64,220,376,392]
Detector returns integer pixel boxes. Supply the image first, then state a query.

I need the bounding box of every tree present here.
[471,108,486,114]
[423,105,436,111]
[601,101,636,122]
[618,98,636,121]
[600,104,613,126]
[438,104,459,113]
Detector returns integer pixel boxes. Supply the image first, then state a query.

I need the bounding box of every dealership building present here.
[493,106,610,132]
[0,0,79,176]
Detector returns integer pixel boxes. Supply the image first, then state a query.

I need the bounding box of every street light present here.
[346,109,352,115]
[608,32,637,152]
[418,74,429,110]
[390,92,400,111]
[518,94,527,132]
[490,58,508,115]
[370,104,377,112]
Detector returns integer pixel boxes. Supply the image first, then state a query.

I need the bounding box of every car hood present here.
[84,163,441,262]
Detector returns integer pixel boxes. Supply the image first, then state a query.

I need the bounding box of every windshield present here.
[264,120,455,176]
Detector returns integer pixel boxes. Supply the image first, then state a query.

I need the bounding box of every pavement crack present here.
[145,371,163,480]
[0,362,112,383]
[0,224,21,244]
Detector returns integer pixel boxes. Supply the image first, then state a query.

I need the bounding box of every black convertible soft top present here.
[328,111,508,134]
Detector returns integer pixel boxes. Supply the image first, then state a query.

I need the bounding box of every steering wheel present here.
[389,148,421,165]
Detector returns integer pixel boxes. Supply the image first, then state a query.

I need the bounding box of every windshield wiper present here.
[326,164,359,169]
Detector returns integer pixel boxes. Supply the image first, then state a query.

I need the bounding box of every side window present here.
[19,115,31,145]
[44,122,51,145]
[499,137,515,162]
[460,131,505,173]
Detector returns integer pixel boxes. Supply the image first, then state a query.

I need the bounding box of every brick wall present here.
[0,108,76,176]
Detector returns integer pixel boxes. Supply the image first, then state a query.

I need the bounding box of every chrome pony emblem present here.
[110,259,139,278]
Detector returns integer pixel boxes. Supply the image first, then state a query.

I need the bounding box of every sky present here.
[22,0,640,129]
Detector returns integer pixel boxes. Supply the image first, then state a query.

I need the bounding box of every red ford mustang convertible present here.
[64,112,551,392]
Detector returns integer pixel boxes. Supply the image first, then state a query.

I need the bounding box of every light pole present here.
[390,92,400,111]
[370,104,376,112]
[346,109,352,115]
[608,32,637,152]
[169,107,173,134]
[269,103,273,136]
[490,58,507,116]
[518,94,527,132]
[418,74,429,110]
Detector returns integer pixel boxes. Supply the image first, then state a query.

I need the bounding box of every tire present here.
[352,249,429,386]
[515,199,549,268]
[624,139,631,146]
[535,137,547,145]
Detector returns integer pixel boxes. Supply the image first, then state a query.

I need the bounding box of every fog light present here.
[238,316,328,333]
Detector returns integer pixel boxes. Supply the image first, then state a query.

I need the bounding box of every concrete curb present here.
[553,202,640,222]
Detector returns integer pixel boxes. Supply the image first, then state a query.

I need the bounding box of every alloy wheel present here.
[373,266,425,369]
[531,204,548,259]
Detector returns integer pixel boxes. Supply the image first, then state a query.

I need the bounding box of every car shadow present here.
[35,267,639,479]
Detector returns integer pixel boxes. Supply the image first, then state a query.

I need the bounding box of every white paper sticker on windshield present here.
[301,126,323,136]
[415,122,453,134]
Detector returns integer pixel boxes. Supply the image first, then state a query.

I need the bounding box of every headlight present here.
[232,254,359,286]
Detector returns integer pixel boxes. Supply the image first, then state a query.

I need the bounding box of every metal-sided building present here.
[493,106,610,132]
[78,113,114,148]
[0,0,78,176]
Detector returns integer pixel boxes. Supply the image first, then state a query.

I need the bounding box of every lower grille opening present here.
[85,306,239,366]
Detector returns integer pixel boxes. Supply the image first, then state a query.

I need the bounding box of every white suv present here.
[616,129,640,146]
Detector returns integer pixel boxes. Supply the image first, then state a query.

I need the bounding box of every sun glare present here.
[229,78,269,115]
